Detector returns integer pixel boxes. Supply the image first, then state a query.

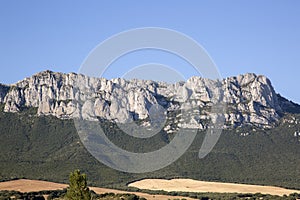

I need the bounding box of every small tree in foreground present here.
[65,169,91,200]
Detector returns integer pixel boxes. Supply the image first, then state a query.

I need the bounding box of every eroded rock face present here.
[0,70,289,129]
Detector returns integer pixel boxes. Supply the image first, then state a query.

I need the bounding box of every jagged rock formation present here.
[0,70,296,130]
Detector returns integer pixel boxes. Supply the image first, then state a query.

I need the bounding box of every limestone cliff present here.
[0,70,294,130]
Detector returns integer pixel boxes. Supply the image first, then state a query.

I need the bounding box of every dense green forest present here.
[0,104,300,190]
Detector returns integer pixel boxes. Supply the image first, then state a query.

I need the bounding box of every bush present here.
[65,170,91,200]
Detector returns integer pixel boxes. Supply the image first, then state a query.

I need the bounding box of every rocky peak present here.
[0,70,297,130]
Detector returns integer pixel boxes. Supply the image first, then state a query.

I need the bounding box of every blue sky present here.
[0,1,300,102]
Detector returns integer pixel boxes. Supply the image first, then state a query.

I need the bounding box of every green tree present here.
[66,169,91,200]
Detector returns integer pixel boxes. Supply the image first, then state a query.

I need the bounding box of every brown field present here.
[0,179,196,200]
[128,178,300,196]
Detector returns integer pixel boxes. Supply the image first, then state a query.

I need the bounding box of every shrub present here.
[65,170,91,200]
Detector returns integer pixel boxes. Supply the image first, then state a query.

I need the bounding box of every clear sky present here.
[0,1,300,103]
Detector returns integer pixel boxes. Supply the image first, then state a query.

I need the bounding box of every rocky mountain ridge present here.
[0,70,298,131]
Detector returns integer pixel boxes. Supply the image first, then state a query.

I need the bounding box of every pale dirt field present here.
[0,179,196,200]
[128,178,300,196]
[0,179,67,192]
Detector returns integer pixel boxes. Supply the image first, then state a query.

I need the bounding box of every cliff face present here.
[0,70,291,130]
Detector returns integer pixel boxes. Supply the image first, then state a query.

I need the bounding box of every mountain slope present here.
[0,104,300,189]
[0,72,300,190]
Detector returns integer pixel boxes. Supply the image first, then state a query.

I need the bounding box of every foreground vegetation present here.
[0,189,146,200]
[1,188,300,200]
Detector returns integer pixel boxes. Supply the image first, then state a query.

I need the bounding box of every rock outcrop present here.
[0,70,293,130]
